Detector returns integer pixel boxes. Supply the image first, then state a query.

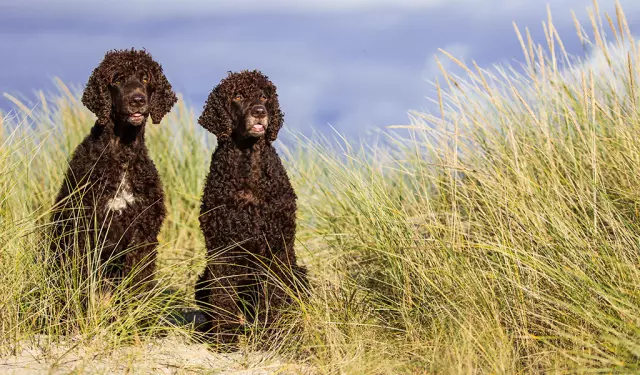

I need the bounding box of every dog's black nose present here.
[130,94,147,106]
[251,105,267,118]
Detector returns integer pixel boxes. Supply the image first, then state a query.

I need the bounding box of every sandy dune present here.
[1,336,313,375]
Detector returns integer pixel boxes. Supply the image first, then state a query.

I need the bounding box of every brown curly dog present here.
[195,70,309,349]
[50,48,177,290]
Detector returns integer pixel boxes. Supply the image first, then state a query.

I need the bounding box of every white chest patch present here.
[106,172,135,213]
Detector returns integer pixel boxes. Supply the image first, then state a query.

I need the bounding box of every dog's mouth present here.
[127,112,147,125]
[246,116,268,136]
[251,124,265,133]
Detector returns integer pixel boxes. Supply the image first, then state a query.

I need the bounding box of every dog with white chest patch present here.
[50,48,177,289]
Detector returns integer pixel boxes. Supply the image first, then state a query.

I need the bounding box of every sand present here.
[0,336,313,375]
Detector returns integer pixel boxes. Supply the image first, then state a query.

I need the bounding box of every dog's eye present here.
[112,77,121,85]
[142,75,149,83]
[259,95,267,102]
[233,95,243,101]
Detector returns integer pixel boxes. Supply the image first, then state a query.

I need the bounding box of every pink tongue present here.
[252,124,264,131]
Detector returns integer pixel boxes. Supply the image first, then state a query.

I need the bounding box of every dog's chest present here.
[236,189,260,204]
[106,172,135,213]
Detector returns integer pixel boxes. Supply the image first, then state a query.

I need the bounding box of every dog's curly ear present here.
[265,86,284,143]
[198,87,233,140]
[81,67,112,126]
[149,63,178,124]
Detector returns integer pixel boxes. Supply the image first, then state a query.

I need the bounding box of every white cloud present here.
[557,38,636,101]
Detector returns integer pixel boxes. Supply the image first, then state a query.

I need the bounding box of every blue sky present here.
[1,0,638,138]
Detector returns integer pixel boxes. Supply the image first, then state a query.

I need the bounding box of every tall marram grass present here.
[2,1,640,373]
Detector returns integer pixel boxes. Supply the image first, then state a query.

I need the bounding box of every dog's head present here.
[81,48,177,126]
[198,70,284,143]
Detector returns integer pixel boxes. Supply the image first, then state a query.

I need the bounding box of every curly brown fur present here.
[195,70,308,348]
[50,48,177,290]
